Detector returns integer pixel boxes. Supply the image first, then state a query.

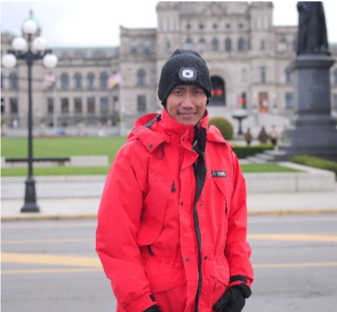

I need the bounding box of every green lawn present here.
[1,137,126,163]
[1,137,302,176]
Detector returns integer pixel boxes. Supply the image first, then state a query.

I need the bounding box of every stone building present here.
[1,2,337,130]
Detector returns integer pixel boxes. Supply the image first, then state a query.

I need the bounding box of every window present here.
[47,98,54,114]
[226,23,231,29]
[60,73,69,89]
[278,38,287,52]
[225,38,232,51]
[137,69,146,86]
[333,94,337,110]
[74,73,82,89]
[211,38,219,51]
[260,67,266,84]
[1,98,5,113]
[87,73,95,89]
[285,93,294,109]
[87,97,95,113]
[199,24,204,30]
[74,98,82,113]
[213,23,217,29]
[185,38,193,50]
[198,38,206,52]
[285,67,293,83]
[239,23,244,29]
[143,41,151,54]
[186,23,191,30]
[1,74,4,89]
[333,69,337,85]
[100,97,109,114]
[100,72,108,89]
[130,41,138,54]
[238,37,246,51]
[137,95,146,112]
[166,41,171,54]
[260,40,265,50]
[61,98,69,114]
[9,73,18,89]
[10,98,18,114]
[292,38,297,52]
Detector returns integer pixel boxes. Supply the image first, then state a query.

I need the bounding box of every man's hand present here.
[213,284,251,312]
[143,305,162,312]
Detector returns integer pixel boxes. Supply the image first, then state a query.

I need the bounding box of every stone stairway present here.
[247,147,292,163]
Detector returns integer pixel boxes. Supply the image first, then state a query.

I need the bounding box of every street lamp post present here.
[2,19,58,213]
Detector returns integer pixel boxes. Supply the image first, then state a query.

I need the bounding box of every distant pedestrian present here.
[269,125,279,148]
[244,128,253,145]
[258,126,268,144]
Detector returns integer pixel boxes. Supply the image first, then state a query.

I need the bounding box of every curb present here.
[2,210,337,222]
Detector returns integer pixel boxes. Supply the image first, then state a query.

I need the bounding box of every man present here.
[96,49,254,312]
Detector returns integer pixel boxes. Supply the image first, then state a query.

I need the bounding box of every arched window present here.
[60,73,69,89]
[1,73,4,89]
[9,73,19,89]
[211,38,219,51]
[278,38,287,52]
[143,41,151,54]
[198,38,206,52]
[238,37,246,51]
[225,38,232,51]
[185,38,193,50]
[333,69,337,85]
[285,67,293,83]
[74,73,82,89]
[100,72,108,89]
[87,73,95,89]
[137,69,146,86]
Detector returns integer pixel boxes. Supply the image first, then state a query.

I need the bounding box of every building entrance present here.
[210,76,225,106]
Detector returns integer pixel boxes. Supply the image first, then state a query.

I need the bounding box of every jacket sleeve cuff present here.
[229,275,252,298]
[125,293,157,312]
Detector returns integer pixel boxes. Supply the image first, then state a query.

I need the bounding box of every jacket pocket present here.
[136,179,171,246]
[210,260,230,306]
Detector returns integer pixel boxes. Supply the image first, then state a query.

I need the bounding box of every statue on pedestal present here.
[297,2,329,55]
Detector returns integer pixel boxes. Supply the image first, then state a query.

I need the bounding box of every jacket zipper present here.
[148,245,154,256]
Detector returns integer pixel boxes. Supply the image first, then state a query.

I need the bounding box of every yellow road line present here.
[1,238,94,244]
[254,262,337,268]
[1,253,102,267]
[248,234,337,242]
[1,268,102,275]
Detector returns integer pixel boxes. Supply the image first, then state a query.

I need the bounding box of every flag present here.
[107,72,121,88]
[43,72,55,87]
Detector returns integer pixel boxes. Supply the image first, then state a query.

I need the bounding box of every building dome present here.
[21,10,42,31]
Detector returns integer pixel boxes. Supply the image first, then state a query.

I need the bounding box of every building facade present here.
[2,2,337,130]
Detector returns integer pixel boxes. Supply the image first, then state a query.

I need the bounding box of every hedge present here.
[232,144,274,159]
[291,155,337,178]
[209,117,234,140]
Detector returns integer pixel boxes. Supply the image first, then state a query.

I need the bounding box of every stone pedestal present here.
[280,54,337,159]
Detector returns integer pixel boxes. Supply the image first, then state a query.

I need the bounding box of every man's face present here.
[165,84,207,125]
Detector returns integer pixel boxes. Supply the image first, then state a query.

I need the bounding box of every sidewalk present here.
[2,180,337,221]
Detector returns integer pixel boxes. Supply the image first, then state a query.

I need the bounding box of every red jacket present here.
[96,109,254,312]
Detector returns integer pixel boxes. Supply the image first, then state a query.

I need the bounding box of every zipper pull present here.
[171,181,176,192]
[148,245,154,256]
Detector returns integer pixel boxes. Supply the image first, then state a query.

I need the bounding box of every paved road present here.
[2,215,337,312]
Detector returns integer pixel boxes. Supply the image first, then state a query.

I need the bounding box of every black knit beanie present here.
[158,49,212,105]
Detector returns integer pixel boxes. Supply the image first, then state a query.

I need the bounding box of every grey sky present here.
[1,0,337,48]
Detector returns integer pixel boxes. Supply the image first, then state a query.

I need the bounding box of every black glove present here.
[143,305,162,312]
[213,284,252,312]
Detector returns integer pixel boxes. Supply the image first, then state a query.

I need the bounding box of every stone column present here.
[281,54,337,158]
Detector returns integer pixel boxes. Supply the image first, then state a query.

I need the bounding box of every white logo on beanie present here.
[179,67,197,81]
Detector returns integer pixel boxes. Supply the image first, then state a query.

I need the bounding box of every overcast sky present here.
[1,0,337,48]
